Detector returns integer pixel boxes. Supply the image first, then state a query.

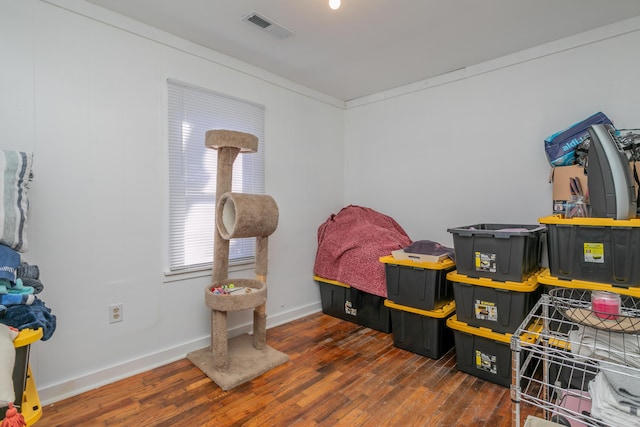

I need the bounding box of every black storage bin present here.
[384,299,455,359]
[380,255,455,311]
[448,270,542,334]
[446,315,538,388]
[447,223,545,282]
[315,276,391,333]
[548,349,598,393]
[540,215,640,287]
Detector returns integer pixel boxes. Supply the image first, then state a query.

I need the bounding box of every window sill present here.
[163,260,255,283]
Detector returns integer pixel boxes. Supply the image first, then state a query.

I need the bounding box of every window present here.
[167,80,265,272]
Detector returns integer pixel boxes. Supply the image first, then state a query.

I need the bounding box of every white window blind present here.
[167,80,265,272]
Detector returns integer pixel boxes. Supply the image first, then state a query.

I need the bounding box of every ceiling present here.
[83,0,640,102]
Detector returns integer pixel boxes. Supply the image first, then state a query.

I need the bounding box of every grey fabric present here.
[0,151,34,253]
[403,240,455,262]
[16,262,39,280]
[603,365,640,405]
[569,325,640,368]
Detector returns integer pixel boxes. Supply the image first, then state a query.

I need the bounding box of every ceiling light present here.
[329,0,341,10]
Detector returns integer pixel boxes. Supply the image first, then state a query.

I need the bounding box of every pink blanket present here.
[314,205,412,297]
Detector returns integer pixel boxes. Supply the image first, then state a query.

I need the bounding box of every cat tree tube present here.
[187,130,288,391]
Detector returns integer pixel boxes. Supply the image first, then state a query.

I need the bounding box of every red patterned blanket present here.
[314,205,412,298]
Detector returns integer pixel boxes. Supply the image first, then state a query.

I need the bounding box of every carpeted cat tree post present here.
[187,130,288,391]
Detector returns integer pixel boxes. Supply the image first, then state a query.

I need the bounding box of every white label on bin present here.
[476,350,497,374]
[345,301,357,316]
[475,300,498,321]
[475,251,497,273]
[583,243,604,264]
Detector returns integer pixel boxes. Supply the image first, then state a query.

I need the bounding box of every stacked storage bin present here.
[379,255,456,359]
[314,275,392,333]
[445,223,546,387]
[506,215,640,426]
[539,215,640,290]
[538,214,640,321]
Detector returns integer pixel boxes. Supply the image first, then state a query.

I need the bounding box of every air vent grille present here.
[242,11,294,39]
[247,14,271,29]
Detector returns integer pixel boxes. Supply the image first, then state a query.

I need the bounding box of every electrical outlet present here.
[109,303,123,324]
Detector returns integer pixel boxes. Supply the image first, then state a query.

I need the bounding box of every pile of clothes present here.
[0,244,56,341]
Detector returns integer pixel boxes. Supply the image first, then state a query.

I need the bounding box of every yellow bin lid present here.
[446,269,542,292]
[379,254,455,270]
[314,275,350,288]
[446,314,541,344]
[384,299,456,318]
[537,269,640,298]
[539,214,640,227]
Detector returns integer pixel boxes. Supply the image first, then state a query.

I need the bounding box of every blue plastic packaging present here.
[545,112,613,167]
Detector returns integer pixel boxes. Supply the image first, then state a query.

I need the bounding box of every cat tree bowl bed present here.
[204,279,266,312]
[189,277,284,392]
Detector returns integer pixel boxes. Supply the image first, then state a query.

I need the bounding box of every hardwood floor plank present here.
[304,390,354,424]
[37,312,542,426]
[428,374,479,426]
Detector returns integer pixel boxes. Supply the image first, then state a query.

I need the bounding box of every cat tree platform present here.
[188,278,288,390]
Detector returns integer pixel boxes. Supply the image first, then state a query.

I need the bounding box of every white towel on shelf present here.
[589,372,640,426]
[603,364,640,406]
[569,325,640,368]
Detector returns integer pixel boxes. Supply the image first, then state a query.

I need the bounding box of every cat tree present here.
[187,130,288,391]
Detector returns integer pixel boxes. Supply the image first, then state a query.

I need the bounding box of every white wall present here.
[345,17,640,248]
[1,0,345,403]
[4,0,640,406]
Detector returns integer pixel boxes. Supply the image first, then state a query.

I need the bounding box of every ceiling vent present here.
[242,11,294,39]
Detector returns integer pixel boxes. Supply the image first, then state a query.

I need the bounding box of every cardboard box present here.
[552,163,640,215]
[551,165,588,214]
[632,161,640,194]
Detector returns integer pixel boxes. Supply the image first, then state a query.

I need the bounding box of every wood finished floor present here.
[37,312,542,426]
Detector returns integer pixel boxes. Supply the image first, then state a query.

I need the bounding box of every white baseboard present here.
[39,302,322,405]
[264,301,322,329]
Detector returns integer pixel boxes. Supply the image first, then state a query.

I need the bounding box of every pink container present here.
[591,291,621,320]
[550,389,592,427]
